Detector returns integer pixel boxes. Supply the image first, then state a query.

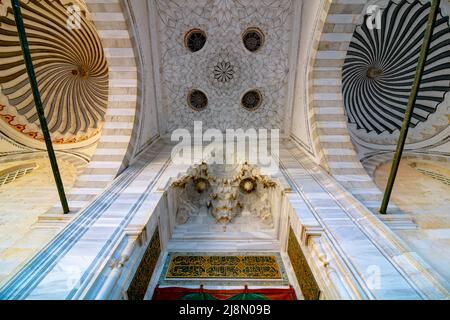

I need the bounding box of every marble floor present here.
[0,157,78,286]
[374,159,450,281]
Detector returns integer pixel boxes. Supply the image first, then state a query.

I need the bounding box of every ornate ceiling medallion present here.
[187,89,208,111]
[185,28,207,53]
[241,89,263,111]
[213,61,235,83]
[239,178,256,194]
[0,0,108,145]
[207,48,241,93]
[343,0,450,136]
[243,27,265,52]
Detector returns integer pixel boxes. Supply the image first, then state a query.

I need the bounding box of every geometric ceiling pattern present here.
[155,0,293,132]
[343,0,450,141]
[0,0,108,145]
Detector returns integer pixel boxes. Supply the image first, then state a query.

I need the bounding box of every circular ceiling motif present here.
[241,89,263,111]
[213,61,235,83]
[187,89,208,111]
[207,47,242,93]
[342,0,450,135]
[243,27,265,52]
[193,178,210,194]
[239,178,256,194]
[185,28,207,53]
[0,0,108,145]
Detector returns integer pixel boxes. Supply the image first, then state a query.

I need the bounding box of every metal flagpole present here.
[11,0,70,214]
[380,0,441,215]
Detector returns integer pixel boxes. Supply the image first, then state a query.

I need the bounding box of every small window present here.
[0,163,38,186]
[241,89,263,111]
[242,27,265,52]
[187,89,208,111]
[185,29,207,53]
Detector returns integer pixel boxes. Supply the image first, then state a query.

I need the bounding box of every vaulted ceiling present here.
[154,0,297,133]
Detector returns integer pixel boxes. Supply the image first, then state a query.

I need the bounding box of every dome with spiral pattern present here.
[0,0,108,145]
[343,0,450,136]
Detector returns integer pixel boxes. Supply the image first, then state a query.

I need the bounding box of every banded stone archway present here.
[307,0,388,208]
[41,0,140,217]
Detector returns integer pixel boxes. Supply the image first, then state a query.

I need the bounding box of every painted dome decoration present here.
[343,0,450,135]
[0,0,108,145]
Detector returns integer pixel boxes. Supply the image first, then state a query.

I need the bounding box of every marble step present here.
[167,239,281,252]
[174,224,275,233]
[360,201,418,230]
[33,213,76,229]
[172,228,277,241]
[376,214,418,230]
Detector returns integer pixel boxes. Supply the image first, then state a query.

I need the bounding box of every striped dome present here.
[343,0,450,135]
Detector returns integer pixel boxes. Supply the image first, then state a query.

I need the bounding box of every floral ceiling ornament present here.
[172,163,277,226]
[213,61,235,83]
[207,47,242,92]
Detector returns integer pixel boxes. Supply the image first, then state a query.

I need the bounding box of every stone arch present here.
[308,0,450,209]
[307,0,378,203]
[43,0,141,216]
[0,0,142,217]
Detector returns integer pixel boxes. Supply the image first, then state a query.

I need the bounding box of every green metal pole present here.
[380,0,440,215]
[11,0,70,214]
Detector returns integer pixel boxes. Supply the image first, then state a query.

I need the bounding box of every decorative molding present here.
[166,255,282,280]
[172,162,277,225]
[157,252,290,288]
[289,0,325,156]
[127,228,161,301]
[288,227,321,300]
[0,131,30,153]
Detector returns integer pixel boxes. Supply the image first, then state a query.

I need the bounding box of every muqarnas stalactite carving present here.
[172,163,277,225]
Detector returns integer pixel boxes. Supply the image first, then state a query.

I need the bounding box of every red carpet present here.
[153,286,297,300]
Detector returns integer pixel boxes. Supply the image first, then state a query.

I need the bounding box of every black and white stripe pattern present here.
[343,0,450,134]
